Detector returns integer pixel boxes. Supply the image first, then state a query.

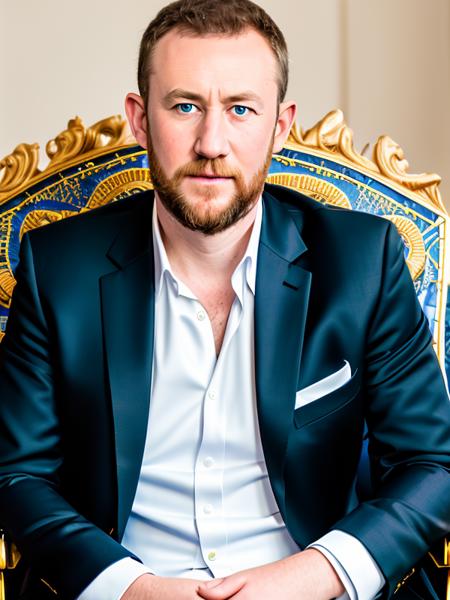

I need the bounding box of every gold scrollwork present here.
[0,144,40,205]
[292,112,374,172]
[266,172,351,208]
[86,169,153,210]
[46,115,133,170]
[287,110,444,212]
[0,269,16,309]
[0,116,134,203]
[384,215,426,280]
[373,136,442,210]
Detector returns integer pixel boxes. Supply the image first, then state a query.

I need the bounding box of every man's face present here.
[138,28,286,234]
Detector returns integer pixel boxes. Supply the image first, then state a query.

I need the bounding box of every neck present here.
[155,194,259,285]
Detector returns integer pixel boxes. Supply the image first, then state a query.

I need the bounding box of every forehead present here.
[149,28,279,99]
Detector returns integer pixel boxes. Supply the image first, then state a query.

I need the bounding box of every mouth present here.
[186,174,234,183]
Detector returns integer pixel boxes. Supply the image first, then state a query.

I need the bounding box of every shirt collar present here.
[152,197,263,299]
[152,200,177,298]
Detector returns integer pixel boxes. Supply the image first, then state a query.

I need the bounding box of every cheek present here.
[234,133,273,172]
[150,121,176,152]
[149,120,191,170]
[149,108,182,147]
[231,119,275,158]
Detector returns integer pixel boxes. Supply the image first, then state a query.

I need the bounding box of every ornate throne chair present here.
[0,112,449,598]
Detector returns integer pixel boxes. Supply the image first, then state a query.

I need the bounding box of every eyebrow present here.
[163,88,264,108]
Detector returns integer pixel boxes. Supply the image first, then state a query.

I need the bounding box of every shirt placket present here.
[193,295,243,577]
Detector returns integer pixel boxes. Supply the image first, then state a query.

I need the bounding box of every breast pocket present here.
[294,367,361,429]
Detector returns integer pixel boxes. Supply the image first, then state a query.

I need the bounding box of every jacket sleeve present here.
[334,222,450,597]
[0,234,136,599]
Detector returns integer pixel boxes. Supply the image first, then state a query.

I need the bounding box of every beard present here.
[146,128,274,235]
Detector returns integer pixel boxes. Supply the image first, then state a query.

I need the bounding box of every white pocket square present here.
[295,361,352,409]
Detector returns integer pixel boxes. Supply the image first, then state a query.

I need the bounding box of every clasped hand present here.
[123,549,344,599]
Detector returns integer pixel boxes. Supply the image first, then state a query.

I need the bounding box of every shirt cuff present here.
[308,530,385,600]
[76,557,153,600]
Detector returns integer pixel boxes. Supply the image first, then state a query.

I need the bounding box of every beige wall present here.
[1,0,449,207]
[346,0,450,205]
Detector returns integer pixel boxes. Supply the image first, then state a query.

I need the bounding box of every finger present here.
[201,578,225,589]
[197,575,246,599]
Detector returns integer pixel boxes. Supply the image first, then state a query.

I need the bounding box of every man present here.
[0,0,449,599]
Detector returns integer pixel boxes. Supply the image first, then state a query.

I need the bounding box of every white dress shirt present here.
[79,198,384,600]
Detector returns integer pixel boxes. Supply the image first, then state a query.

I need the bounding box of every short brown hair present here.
[137,0,289,105]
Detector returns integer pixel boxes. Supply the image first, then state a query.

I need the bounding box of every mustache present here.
[173,158,241,180]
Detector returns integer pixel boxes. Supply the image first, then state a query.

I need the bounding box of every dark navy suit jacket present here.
[0,185,449,599]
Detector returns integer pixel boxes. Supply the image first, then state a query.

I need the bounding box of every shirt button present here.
[203,457,214,468]
[197,310,206,321]
[208,390,216,400]
[208,551,217,561]
[203,504,213,514]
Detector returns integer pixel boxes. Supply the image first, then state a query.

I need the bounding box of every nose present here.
[193,109,231,159]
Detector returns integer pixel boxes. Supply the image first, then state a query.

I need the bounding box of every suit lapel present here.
[100,195,155,538]
[255,190,312,513]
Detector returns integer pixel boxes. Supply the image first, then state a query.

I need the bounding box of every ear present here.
[125,93,149,149]
[272,100,297,153]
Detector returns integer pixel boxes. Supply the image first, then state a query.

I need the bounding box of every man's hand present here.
[122,573,203,599]
[196,549,345,600]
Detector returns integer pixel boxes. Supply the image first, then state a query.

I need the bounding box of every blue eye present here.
[232,105,249,116]
[177,103,196,113]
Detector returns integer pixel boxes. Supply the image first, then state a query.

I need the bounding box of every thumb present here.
[197,575,246,599]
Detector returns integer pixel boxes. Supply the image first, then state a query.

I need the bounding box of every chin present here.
[182,188,235,210]
[190,203,232,224]
[184,180,233,198]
